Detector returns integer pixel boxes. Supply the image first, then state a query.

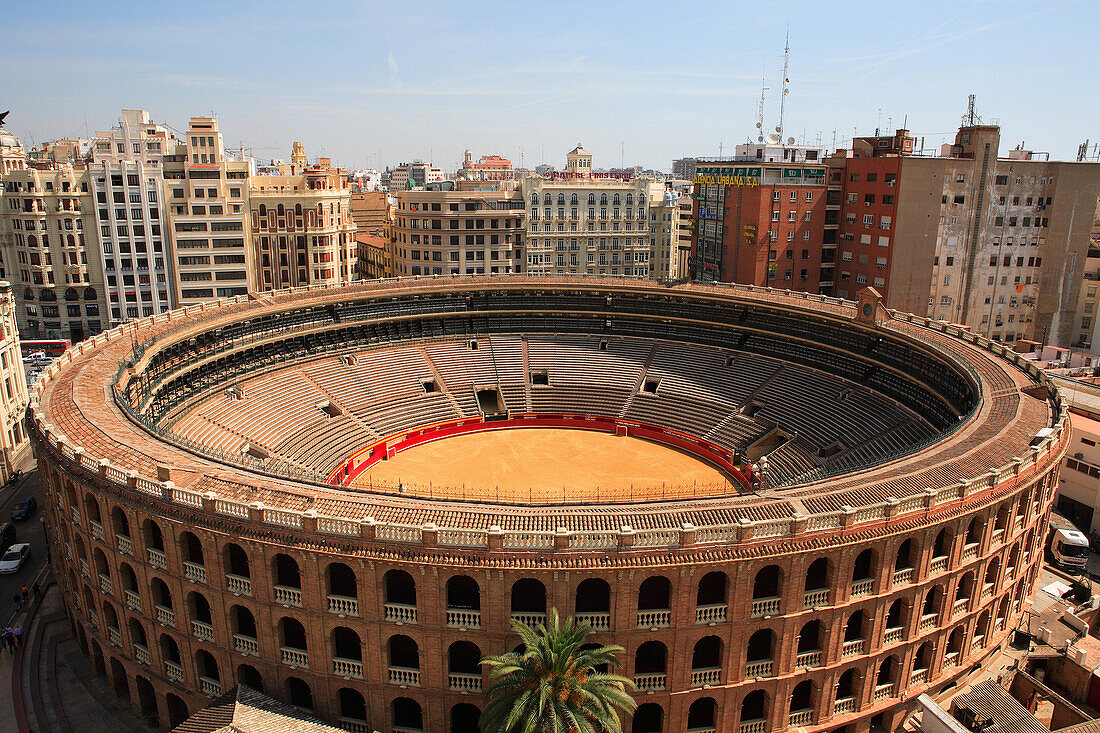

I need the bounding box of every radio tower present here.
[776,27,791,138]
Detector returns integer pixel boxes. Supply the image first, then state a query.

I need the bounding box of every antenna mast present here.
[776,27,790,136]
[756,65,768,143]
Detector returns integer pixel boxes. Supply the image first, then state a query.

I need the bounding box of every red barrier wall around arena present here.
[327,413,752,491]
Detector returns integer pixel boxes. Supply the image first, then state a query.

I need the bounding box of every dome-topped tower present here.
[0,113,25,175]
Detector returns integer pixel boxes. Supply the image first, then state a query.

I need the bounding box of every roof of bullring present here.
[170,685,345,733]
[32,277,1063,535]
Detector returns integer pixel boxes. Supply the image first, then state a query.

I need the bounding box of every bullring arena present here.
[27,276,1067,733]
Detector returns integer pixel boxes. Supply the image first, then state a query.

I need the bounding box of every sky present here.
[2,0,1098,172]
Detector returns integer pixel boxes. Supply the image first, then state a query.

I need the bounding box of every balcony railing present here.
[952,597,970,617]
[930,556,948,574]
[274,585,303,607]
[741,719,766,733]
[90,519,104,542]
[636,609,671,629]
[842,638,866,656]
[789,709,813,727]
[133,643,150,666]
[164,660,184,683]
[147,547,166,570]
[803,589,829,608]
[385,602,418,624]
[333,657,364,679]
[850,579,874,597]
[446,609,481,629]
[154,604,175,628]
[449,672,483,692]
[199,676,222,697]
[280,646,308,668]
[233,634,259,656]
[796,649,822,668]
[963,542,980,560]
[695,603,727,624]
[750,596,781,618]
[183,561,206,585]
[575,612,611,631]
[106,626,121,647]
[328,595,359,617]
[633,672,666,691]
[388,665,421,686]
[225,574,251,596]
[919,613,938,630]
[98,574,112,596]
[910,668,928,685]
[338,717,369,733]
[873,682,896,701]
[116,534,132,556]
[944,650,960,667]
[834,696,856,714]
[883,626,903,644]
[745,658,774,677]
[690,667,721,687]
[124,589,141,612]
[893,567,914,586]
[191,619,215,642]
[78,559,90,578]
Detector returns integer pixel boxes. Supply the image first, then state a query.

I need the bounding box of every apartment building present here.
[249,163,358,290]
[459,150,514,181]
[648,189,689,280]
[163,117,253,306]
[672,157,698,181]
[89,110,176,326]
[356,232,394,280]
[382,161,443,191]
[350,190,394,236]
[390,184,525,276]
[523,146,662,277]
[0,281,28,481]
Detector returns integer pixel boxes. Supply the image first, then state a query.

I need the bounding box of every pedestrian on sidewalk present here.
[11,593,19,612]
[20,584,27,603]
[2,629,13,653]
[12,626,23,648]
[32,582,40,600]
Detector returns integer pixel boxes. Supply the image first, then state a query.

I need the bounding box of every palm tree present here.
[480,608,637,733]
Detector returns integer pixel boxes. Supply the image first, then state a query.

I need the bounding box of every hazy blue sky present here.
[3,1,1096,171]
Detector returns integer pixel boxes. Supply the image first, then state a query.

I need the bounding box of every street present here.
[0,469,47,625]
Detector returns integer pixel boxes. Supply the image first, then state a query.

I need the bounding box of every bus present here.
[20,339,71,359]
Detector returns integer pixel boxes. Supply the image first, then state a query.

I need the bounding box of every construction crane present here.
[230,142,280,161]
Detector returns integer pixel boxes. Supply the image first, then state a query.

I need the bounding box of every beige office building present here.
[648,189,690,280]
[390,185,525,276]
[164,117,253,306]
[0,281,28,480]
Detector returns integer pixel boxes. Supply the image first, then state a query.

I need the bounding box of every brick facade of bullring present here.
[37,446,1059,732]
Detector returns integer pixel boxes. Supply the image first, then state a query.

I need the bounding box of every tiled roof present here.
[170,685,344,733]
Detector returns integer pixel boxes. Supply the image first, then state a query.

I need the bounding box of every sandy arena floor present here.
[352,428,734,503]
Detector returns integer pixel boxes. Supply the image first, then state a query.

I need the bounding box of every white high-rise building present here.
[89,110,177,325]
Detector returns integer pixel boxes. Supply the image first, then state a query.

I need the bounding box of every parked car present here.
[0,543,30,574]
[21,351,45,364]
[10,497,36,521]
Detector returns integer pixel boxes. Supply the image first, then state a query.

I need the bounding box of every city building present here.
[648,188,689,280]
[523,147,663,277]
[381,161,443,191]
[389,184,525,276]
[0,281,28,481]
[355,231,393,280]
[248,150,358,291]
[672,157,698,181]
[89,109,177,326]
[349,190,394,236]
[349,169,381,191]
[458,150,514,181]
[163,116,253,306]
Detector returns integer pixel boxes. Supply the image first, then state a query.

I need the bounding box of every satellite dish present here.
[775,125,782,133]
[787,137,796,145]
[755,122,762,128]
[766,133,781,144]
[758,135,764,143]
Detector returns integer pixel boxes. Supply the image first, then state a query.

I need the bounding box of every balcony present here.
[892,567,914,586]
[98,574,112,596]
[147,547,167,570]
[183,561,206,585]
[71,505,80,525]
[225,574,251,596]
[789,709,813,727]
[803,589,829,608]
[690,667,721,687]
[636,610,671,629]
[90,519,104,542]
[233,634,259,656]
[633,672,666,691]
[124,589,141,612]
[333,658,364,679]
[164,660,184,683]
[919,613,939,631]
[745,658,774,677]
[449,672,483,692]
[850,579,874,597]
[834,697,856,714]
[385,602,418,624]
[280,646,308,668]
[116,534,132,556]
[952,598,970,617]
[446,609,481,629]
[339,719,369,733]
[388,666,421,686]
[133,643,150,666]
[199,676,222,697]
[154,605,175,628]
[911,668,928,686]
[741,719,766,733]
[695,604,727,625]
[191,619,215,642]
[575,612,611,631]
[930,556,948,574]
[750,596,781,618]
[873,683,896,701]
[883,626,903,644]
[963,543,980,560]
[796,650,822,668]
[273,585,303,607]
[106,626,121,647]
[78,558,90,578]
[328,595,359,617]
[944,651,960,667]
